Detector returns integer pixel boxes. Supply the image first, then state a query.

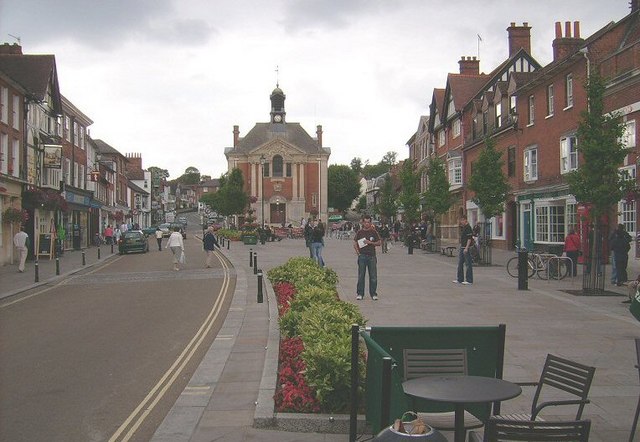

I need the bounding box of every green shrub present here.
[217,229,241,240]
[298,302,366,412]
[279,286,337,338]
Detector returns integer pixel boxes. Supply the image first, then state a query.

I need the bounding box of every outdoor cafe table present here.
[403,375,522,442]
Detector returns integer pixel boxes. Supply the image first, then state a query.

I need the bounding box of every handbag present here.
[179,251,186,264]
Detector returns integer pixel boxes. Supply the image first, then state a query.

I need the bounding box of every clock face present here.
[274,115,282,123]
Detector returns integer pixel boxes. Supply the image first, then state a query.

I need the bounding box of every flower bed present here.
[268,257,366,414]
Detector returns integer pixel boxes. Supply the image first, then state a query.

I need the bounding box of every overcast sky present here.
[0,0,631,180]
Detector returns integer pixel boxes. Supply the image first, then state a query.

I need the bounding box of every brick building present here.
[224,85,330,226]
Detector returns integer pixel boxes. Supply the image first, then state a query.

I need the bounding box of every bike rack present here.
[546,256,574,284]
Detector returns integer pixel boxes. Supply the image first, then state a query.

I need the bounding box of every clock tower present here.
[270,85,286,124]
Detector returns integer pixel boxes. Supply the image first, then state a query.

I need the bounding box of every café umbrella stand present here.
[374,412,447,441]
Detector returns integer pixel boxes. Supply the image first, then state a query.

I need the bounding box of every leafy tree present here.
[566,71,631,291]
[148,166,169,184]
[397,160,421,224]
[421,156,451,222]
[361,162,389,179]
[376,174,397,222]
[185,166,200,174]
[208,168,249,217]
[355,195,367,215]
[381,151,398,167]
[467,137,510,220]
[350,157,363,175]
[178,166,201,185]
[328,165,361,213]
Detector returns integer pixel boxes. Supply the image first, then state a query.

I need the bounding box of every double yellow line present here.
[108,250,232,441]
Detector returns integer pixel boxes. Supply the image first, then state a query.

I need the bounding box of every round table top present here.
[403,375,522,404]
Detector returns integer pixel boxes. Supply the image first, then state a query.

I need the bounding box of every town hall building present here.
[224,86,330,226]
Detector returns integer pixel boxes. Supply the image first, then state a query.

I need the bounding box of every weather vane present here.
[275,65,279,87]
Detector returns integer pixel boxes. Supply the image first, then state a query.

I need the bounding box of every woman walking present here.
[311,220,325,267]
[167,226,185,271]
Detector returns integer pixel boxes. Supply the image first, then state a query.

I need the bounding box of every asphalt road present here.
[0,217,235,442]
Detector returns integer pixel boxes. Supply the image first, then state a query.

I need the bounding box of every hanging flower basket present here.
[2,207,29,224]
[22,189,69,212]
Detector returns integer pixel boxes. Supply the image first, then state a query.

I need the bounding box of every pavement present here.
[2,237,640,441]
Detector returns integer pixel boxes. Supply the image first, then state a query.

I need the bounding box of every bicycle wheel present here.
[506,257,519,277]
[547,259,570,280]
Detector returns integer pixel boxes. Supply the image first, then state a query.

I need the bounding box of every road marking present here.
[108,252,232,442]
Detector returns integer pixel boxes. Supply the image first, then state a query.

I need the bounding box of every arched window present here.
[273,155,283,177]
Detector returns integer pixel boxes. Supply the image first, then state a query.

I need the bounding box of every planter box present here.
[243,235,258,245]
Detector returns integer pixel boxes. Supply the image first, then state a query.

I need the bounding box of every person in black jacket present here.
[203,226,220,268]
[610,224,632,285]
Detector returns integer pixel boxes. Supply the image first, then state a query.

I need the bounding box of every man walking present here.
[155,227,163,251]
[13,225,29,273]
[203,226,220,268]
[453,215,474,285]
[354,215,381,300]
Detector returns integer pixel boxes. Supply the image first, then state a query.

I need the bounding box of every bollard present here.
[249,248,253,267]
[34,259,39,283]
[111,243,114,254]
[518,248,528,290]
[408,243,414,254]
[55,257,60,276]
[257,269,263,303]
[253,253,258,275]
[98,247,101,260]
[82,251,86,266]
[227,238,230,250]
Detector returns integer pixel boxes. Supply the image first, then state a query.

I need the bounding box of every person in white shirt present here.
[155,227,163,251]
[13,226,29,273]
[166,227,185,271]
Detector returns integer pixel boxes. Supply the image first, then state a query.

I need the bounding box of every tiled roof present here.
[93,139,124,157]
[448,73,489,113]
[232,122,323,154]
[0,54,62,113]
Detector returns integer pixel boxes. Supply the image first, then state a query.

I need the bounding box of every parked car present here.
[118,230,149,255]
[169,222,187,239]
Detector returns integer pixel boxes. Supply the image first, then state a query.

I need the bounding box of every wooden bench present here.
[442,246,457,256]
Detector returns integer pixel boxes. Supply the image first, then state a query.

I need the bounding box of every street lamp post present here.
[260,155,266,227]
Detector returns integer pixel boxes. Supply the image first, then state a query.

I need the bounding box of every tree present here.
[376,174,397,222]
[355,195,367,215]
[381,151,398,167]
[148,166,170,184]
[566,71,631,291]
[397,160,421,224]
[467,137,510,220]
[350,157,363,175]
[327,165,361,213]
[362,162,389,179]
[209,168,249,218]
[421,156,451,223]
[178,166,201,185]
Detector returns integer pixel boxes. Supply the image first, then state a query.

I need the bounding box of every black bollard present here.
[408,243,414,254]
[257,269,263,303]
[34,259,39,283]
[98,247,101,260]
[55,257,60,276]
[253,253,258,275]
[249,248,253,267]
[227,238,230,250]
[82,251,86,266]
[111,243,114,254]
[518,248,528,290]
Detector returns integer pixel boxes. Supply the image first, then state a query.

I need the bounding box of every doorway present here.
[270,202,286,226]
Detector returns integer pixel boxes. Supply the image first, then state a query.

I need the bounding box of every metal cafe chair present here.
[469,417,591,442]
[495,354,595,422]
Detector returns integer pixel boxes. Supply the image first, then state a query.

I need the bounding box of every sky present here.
[0,0,632,181]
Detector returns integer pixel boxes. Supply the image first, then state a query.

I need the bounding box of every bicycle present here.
[506,249,570,280]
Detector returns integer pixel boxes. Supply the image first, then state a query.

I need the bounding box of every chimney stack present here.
[507,22,532,57]
[233,125,239,148]
[458,56,480,75]
[316,125,323,147]
[0,43,23,55]
[552,21,584,61]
